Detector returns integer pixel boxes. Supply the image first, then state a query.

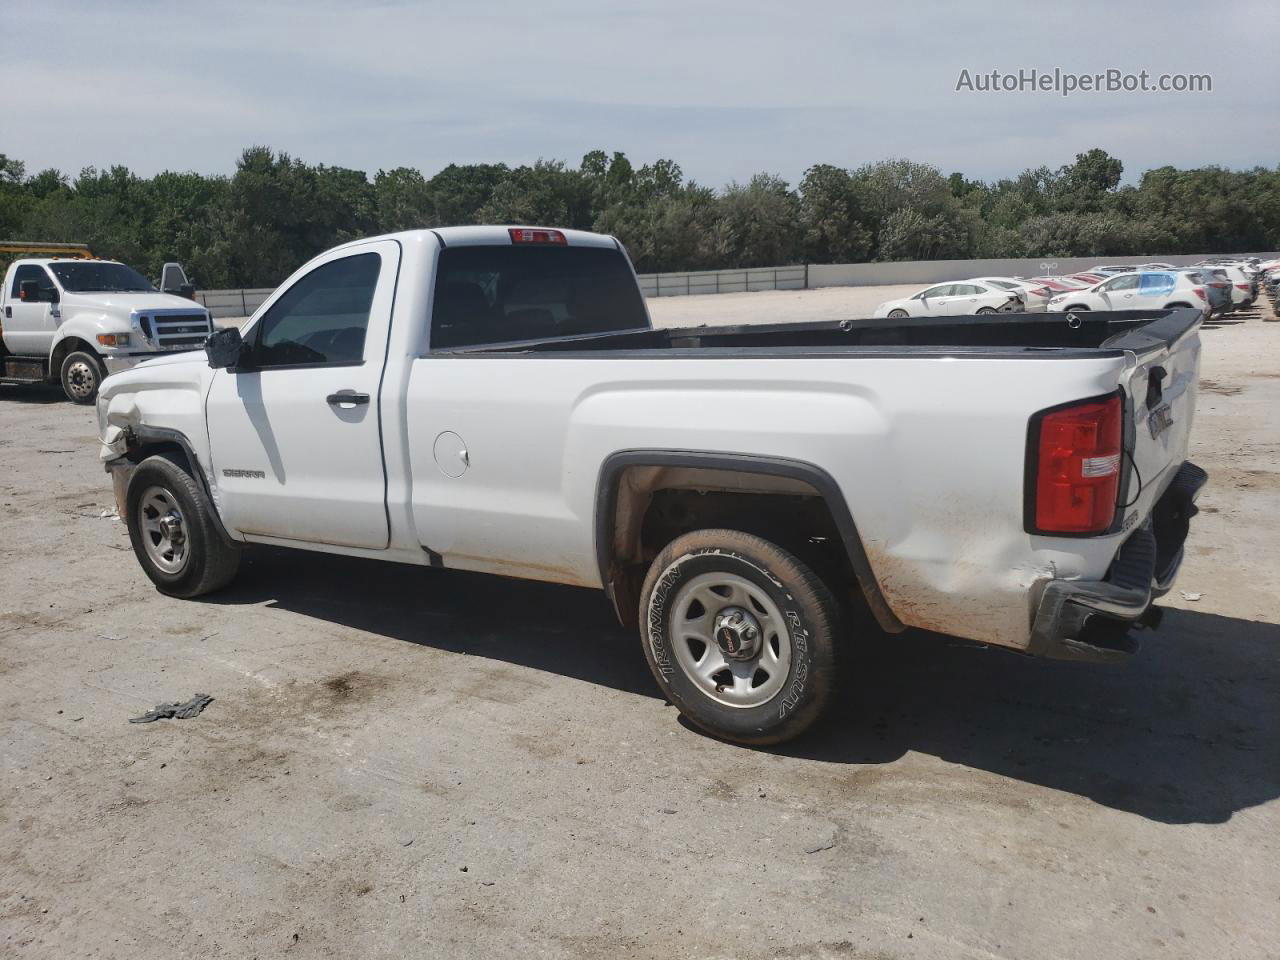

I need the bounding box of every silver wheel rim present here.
[669,572,792,709]
[65,360,96,400]
[138,486,189,574]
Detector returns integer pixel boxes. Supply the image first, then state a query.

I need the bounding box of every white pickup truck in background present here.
[95,226,1206,744]
[1,257,213,403]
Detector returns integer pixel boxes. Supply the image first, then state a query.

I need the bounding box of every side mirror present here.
[205,326,243,369]
[178,283,196,300]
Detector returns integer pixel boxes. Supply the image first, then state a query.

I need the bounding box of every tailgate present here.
[1113,310,1202,525]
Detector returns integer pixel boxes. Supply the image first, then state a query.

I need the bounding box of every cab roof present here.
[330,226,620,253]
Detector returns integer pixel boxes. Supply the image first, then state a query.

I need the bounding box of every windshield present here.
[48,261,156,293]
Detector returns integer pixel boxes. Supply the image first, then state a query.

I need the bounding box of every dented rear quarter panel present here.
[406,349,1145,650]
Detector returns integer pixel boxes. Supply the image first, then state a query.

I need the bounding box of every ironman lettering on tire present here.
[639,528,840,745]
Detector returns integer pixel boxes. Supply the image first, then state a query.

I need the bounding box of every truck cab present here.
[0,257,213,403]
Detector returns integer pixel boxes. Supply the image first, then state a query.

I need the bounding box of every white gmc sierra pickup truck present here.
[96,226,1206,744]
[1,258,213,403]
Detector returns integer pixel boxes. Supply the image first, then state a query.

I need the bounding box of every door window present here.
[249,253,381,368]
[1139,273,1176,296]
[920,284,953,298]
[10,264,55,298]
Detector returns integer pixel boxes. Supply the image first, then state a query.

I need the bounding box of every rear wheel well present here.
[601,463,863,628]
[1164,301,1193,309]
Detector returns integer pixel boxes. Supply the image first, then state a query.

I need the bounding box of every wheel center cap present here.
[158,514,184,543]
[713,606,762,661]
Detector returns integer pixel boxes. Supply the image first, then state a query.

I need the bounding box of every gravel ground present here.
[2,290,1278,959]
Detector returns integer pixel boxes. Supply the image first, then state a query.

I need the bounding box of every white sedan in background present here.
[967,277,1054,312]
[1045,271,1208,315]
[873,281,1020,318]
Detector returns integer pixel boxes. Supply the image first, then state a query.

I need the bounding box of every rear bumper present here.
[1027,461,1208,663]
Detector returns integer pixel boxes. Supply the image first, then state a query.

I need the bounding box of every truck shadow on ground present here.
[212,546,1279,826]
[0,384,67,404]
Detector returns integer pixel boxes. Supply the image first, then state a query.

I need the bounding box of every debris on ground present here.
[129,693,214,724]
[1180,591,1204,602]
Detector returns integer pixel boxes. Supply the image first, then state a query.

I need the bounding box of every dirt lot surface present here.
[2,291,1278,959]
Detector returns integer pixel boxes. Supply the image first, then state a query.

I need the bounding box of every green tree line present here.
[1,146,1277,289]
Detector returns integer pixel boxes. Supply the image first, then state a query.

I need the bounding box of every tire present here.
[125,453,241,598]
[887,309,908,319]
[1065,304,1091,312]
[638,529,840,746]
[60,350,104,404]
[976,307,997,315]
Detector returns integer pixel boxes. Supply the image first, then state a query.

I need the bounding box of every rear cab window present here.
[429,244,649,349]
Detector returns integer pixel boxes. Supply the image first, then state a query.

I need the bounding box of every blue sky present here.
[2,0,1274,187]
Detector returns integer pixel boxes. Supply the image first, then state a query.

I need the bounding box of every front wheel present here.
[126,453,241,598]
[60,350,104,404]
[887,309,908,319]
[639,529,840,745]
[976,307,997,315]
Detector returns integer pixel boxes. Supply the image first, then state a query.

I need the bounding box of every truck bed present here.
[446,308,1201,358]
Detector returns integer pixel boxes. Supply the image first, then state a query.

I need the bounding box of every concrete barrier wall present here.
[197,252,1276,314]
[635,265,806,297]
[196,288,273,319]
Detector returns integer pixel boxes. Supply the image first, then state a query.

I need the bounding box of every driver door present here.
[204,241,400,549]
[918,284,954,315]
[4,265,58,355]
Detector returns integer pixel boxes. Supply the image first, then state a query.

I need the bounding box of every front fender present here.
[96,357,222,516]
[49,310,124,361]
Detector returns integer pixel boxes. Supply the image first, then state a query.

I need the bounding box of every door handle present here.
[326,391,369,406]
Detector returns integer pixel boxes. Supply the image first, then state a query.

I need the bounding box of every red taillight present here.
[1193,287,1206,301]
[508,228,567,245]
[1235,283,1250,291]
[1029,394,1123,535]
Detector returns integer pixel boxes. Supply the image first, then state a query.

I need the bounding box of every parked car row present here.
[1257,258,1280,318]
[874,256,1270,322]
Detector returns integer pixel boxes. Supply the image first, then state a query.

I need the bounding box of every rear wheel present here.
[126,453,241,598]
[638,529,840,745]
[60,350,103,404]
